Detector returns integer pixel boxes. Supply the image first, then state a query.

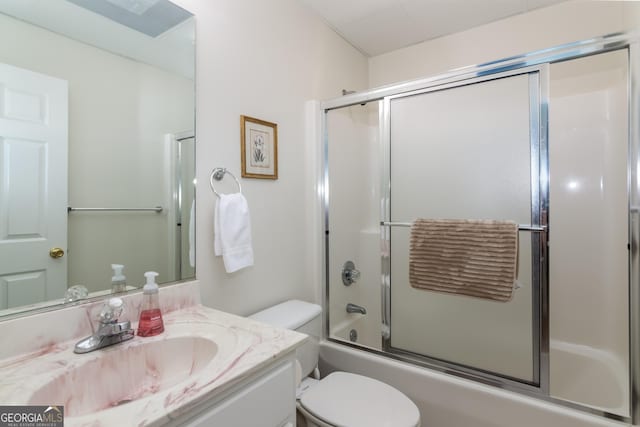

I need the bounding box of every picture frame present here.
[240,115,278,180]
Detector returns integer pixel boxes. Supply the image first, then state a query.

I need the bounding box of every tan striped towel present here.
[409,219,518,302]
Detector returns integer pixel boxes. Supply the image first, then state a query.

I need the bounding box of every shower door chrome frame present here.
[629,40,640,426]
[379,65,547,392]
[321,31,639,424]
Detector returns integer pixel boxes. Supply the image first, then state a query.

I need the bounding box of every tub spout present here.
[346,303,367,315]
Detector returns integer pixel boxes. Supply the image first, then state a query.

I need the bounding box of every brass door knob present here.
[49,247,65,259]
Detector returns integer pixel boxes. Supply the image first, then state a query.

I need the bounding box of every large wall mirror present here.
[0,0,195,317]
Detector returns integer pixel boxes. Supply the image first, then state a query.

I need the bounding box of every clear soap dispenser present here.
[111,264,126,294]
[137,271,164,337]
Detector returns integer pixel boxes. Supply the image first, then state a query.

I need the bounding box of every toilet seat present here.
[298,372,421,427]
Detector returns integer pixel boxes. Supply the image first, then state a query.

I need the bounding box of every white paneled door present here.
[0,63,68,309]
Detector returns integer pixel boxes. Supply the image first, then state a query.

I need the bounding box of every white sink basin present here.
[28,336,218,417]
[0,302,307,427]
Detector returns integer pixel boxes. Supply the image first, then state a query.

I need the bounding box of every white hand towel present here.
[214,193,254,273]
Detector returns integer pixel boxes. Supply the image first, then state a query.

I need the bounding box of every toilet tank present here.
[250,300,322,378]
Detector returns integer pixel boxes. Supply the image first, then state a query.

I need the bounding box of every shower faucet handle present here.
[342,261,361,286]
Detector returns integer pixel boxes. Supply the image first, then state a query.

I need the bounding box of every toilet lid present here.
[299,372,420,427]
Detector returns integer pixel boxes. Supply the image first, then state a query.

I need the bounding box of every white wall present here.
[369,1,640,87]
[171,0,368,315]
[0,13,194,292]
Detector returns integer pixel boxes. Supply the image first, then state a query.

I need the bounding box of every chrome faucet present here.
[341,261,361,286]
[74,297,134,354]
[346,303,367,315]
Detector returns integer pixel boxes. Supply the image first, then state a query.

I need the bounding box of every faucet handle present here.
[99,297,125,323]
[342,261,361,286]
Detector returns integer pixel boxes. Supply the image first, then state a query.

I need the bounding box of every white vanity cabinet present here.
[172,353,297,427]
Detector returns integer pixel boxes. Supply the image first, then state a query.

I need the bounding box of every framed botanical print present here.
[240,115,278,180]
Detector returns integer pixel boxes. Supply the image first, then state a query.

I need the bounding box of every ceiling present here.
[0,0,194,78]
[299,0,568,57]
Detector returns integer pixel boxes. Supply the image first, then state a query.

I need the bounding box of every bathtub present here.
[330,314,382,350]
[319,340,630,427]
[550,339,628,417]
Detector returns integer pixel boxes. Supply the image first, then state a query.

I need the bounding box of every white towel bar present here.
[68,206,162,213]
[380,221,546,232]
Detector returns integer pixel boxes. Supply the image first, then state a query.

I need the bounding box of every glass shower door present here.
[385,70,544,383]
[323,39,634,419]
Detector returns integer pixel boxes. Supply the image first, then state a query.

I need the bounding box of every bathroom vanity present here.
[174,357,296,427]
[0,282,305,427]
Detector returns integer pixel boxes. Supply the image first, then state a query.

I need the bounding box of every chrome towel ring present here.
[209,167,242,198]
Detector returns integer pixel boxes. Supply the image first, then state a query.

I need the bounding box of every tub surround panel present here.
[0,281,306,426]
[548,50,629,416]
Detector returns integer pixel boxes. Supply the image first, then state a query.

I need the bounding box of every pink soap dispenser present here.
[137,271,164,337]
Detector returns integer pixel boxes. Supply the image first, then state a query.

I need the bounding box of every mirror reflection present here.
[0,0,195,315]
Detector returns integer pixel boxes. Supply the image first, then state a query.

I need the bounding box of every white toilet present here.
[250,300,421,427]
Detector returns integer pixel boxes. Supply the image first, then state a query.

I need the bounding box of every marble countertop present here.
[0,301,307,426]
